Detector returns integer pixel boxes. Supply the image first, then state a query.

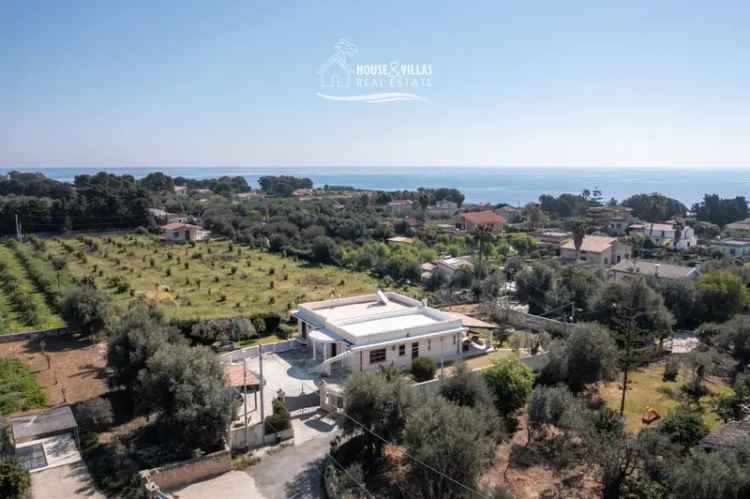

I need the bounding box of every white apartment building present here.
[629,222,697,251]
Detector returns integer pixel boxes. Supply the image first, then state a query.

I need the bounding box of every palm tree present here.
[472,225,495,267]
[573,221,586,262]
[673,220,684,249]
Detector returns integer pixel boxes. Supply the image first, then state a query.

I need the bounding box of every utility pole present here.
[440,338,445,380]
[258,346,265,425]
[15,214,22,241]
[243,358,249,447]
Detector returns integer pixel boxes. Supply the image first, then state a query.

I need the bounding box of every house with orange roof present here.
[456,211,506,233]
[560,235,631,267]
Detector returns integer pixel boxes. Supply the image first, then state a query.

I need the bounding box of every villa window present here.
[428,339,432,351]
[399,344,405,356]
[369,349,386,364]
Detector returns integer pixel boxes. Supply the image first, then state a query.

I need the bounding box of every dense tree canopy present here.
[693,194,749,227]
[695,271,749,324]
[622,193,687,222]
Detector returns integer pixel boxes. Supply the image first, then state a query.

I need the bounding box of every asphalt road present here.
[248,421,339,499]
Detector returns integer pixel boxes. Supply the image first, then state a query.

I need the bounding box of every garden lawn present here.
[599,362,731,433]
[46,234,390,321]
[0,357,48,415]
[0,244,65,334]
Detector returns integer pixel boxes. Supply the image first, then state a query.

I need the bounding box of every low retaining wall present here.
[228,420,294,450]
[502,309,572,336]
[140,447,231,496]
[0,327,69,344]
[260,339,299,354]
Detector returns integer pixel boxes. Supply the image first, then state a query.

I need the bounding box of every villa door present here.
[411,342,419,359]
[331,343,337,357]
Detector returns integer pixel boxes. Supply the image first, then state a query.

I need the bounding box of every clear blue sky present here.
[2,1,749,167]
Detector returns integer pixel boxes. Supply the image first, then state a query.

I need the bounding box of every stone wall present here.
[0,327,69,344]
[140,447,231,495]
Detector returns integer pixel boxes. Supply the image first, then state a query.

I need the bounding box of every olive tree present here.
[402,397,497,499]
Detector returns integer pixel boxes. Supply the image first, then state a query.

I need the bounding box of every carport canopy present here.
[308,329,338,344]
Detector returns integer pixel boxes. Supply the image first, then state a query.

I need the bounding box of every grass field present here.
[599,361,731,432]
[44,234,393,321]
[0,357,48,415]
[0,244,65,334]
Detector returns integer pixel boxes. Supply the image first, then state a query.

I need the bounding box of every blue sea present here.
[1,166,749,207]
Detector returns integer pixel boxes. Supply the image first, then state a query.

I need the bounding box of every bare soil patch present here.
[0,334,108,409]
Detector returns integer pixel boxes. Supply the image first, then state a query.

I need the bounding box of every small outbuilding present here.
[9,406,81,472]
[161,222,210,242]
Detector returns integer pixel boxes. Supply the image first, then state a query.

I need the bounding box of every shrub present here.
[75,397,114,432]
[264,397,291,434]
[263,314,281,333]
[658,408,709,450]
[663,359,680,382]
[0,457,30,499]
[411,357,437,382]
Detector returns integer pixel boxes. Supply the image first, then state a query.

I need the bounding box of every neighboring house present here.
[148,209,188,225]
[435,256,474,277]
[293,188,315,198]
[609,260,700,282]
[588,206,634,233]
[701,418,750,451]
[237,191,263,200]
[456,211,506,233]
[420,262,436,282]
[386,199,414,214]
[560,235,631,267]
[629,222,697,250]
[428,200,459,217]
[726,218,750,237]
[161,222,210,242]
[386,236,416,246]
[295,291,467,375]
[710,238,750,258]
[174,185,188,195]
[495,205,521,223]
[536,230,572,250]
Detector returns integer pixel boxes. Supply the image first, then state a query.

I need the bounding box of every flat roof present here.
[713,239,750,246]
[305,297,411,322]
[341,310,438,337]
[11,406,77,444]
[610,260,696,279]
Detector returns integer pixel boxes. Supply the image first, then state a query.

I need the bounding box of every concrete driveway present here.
[31,462,105,499]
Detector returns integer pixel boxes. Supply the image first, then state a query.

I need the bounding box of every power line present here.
[327,452,376,499]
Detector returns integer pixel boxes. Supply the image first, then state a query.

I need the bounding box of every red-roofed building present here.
[456,211,506,233]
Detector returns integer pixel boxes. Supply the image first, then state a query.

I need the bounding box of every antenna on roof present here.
[376,289,390,305]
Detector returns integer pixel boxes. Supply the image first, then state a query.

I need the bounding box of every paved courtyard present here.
[31,462,105,499]
[233,347,323,427]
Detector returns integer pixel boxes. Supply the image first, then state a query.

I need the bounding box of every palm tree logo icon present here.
[317,39,359,89]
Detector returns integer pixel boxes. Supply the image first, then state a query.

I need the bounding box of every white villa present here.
[629,222,697,251]
[294,291,468,376]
